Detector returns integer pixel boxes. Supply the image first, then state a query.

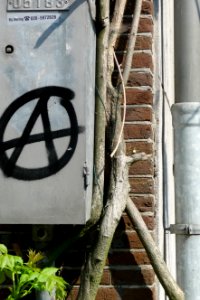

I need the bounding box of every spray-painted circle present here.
[0,86,79,180]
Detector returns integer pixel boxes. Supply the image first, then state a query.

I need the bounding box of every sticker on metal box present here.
[7,0,73,11]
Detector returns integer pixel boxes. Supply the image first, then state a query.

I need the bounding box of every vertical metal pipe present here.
[174,0,200,103]
[173,1,200,299]
[172,103,200,299]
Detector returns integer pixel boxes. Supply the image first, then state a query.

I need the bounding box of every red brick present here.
[132,52,153,70]
[112,231,144,249]
[125,107,152,122]
[129,159,154,175]
[138,17,153,33]
[126,88,153,105]
[96,287,120,300]
[116,35,152,52]
[68,281,156,300]
[66,288,79,300]
[119,287,156,300]
[122,16,153,35]
[108,250,150,265]
[116,52,153,70]
[96,287,156,300]
[126,141,153,155]
[142,0,154,15]
[111,268,155,285]
[132,251,151,265]
[124,0,153,16]
[142,215,155,230]
[131,195,155,212]
[124,124,153,139]
[101,269,111,285]
[120,214,155,230]
[129,177,154,194]
[136,35,152,50]
[64,270,111,286]
[127,71,153,87]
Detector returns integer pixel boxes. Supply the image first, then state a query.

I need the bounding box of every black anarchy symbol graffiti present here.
[0,86,84,180]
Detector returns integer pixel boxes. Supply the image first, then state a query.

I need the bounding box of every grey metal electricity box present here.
[0,0,96,224]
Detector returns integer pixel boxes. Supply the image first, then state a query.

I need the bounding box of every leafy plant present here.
[0,244,69,300]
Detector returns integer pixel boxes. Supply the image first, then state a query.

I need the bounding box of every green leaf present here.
[20,289,33,298]
[28,271,40,281]
[20,265,34,275]
[0,244,8,255]
[36,274,47,283]
[27,249,45,267]
[55,285,67,300]
[6,255,16,271]
[0,271,6,284]
[13,256,23,266]
[0,244,69,300]
[45,279,55,293]
[40,267,59,276]
[0,255,10,270]
[7,296,15,300]
[54,275,67,288]
[5,269,12,279]
[0,254,22,272]
[19,274,30,285]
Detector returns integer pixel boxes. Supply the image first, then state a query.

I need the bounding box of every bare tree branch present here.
[126,198,185,300]
[122,0,143,85]
[77,1,185,300]
[89,0,110,225]
[107,0,127,91]
[110,51,127,157]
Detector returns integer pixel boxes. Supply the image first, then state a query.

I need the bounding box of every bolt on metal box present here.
[0,0,96,224]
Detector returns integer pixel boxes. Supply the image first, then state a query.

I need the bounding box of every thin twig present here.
[109,0,127,48]
[110,51,127,157]
[107,0,127,90]
[122,0,143,86]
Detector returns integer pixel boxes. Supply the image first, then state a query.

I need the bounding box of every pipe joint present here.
[170,224,200,235]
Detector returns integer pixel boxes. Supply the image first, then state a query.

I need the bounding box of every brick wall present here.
[67,1,156,299]
[100,1,155,299]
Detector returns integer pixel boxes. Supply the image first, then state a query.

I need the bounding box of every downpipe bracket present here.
[170,224,200,235]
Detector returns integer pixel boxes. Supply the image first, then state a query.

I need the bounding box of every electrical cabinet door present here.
[0,0,95,224]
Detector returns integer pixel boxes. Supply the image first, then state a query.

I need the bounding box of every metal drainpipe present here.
[171,0,200,299]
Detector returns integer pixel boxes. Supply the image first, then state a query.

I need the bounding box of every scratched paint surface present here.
[0,0,95,224]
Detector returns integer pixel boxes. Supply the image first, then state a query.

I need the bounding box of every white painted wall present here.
[154,1,175,299]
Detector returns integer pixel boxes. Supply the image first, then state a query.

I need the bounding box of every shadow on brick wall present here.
[106,217,155,300]
[0,219,155,300]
